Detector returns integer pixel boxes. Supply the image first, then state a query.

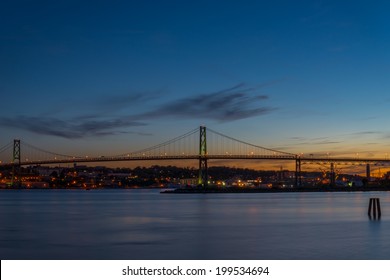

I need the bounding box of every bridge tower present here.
[11,139,21,187]
[198,126,208,187]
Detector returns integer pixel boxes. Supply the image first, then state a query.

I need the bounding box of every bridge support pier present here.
[366,163,371,183]
[198,126,208,188]
[368,198,381,219]
[295,157,301,187]
[11,139,21,187]
[330,162,336,186]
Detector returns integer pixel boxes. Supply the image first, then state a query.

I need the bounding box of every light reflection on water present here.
[1,189,390,259]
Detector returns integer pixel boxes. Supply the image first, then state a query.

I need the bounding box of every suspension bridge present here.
[1,126,390,187]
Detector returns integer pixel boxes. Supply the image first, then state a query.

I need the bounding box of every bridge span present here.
[1,126,388,187]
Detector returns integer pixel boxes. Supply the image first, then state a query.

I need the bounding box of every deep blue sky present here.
[1,0,390,167]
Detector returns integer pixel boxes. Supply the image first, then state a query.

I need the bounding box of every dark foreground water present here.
[1,189,390,260]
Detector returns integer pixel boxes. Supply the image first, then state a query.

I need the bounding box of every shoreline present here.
[1,185,390,193]
[161,186,390,193]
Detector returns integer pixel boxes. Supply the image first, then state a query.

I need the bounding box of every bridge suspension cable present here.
[20,141,80,163]
[116,127,199,158]
[207,128,296,158]
[0,141,14,163]
[0,141,13,154]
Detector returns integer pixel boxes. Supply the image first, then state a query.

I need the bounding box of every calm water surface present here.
[1,189,390,259]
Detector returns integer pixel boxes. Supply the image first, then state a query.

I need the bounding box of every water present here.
[1,189,390,260]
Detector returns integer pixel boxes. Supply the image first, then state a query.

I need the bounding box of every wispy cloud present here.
[0,83,277,138]
[348,131,381,136]
[139,83,275,122]
[0,116,147,139]
[288,136,341,146]
[96,89,164,111]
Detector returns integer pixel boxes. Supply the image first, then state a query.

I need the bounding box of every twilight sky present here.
[1,0,390,169]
